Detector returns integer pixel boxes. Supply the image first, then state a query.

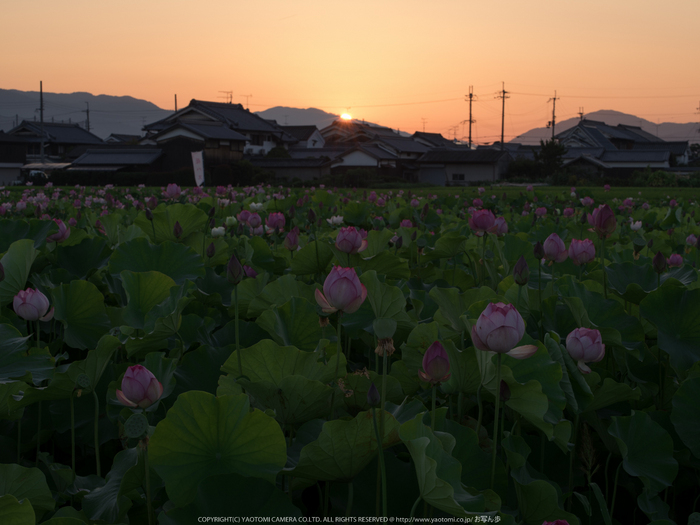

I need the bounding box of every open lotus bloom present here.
[471,302,537,359]
[315,266,367,315]
[335,226,368,254]
[468,209,495,236]
[565,327,605,374]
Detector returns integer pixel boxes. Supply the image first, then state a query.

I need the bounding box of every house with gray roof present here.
[281,125,325,148]
[418,149,512,185]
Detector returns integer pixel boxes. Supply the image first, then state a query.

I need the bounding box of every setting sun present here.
[340,113,352,121]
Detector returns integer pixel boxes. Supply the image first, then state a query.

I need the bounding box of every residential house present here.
[418,149,513,185]
[281,125,325,148]
[143,99,296,156]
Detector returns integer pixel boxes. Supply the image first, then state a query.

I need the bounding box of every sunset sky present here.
[3,0,700,144]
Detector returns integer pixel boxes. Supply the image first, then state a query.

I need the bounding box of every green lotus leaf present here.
[502,434,580,525]
[441,340,482,396]
[56,237,111,279]
[285,409,401,482]
[670,377,700,459]
[248,236,287,274]
[0,239,39,308]
[120,270,177,330]
[341,369,405,412]
[159,473,301,523]
[0,494,35,525]
[361,270,409,321]
[255,297,323,352]
[0,324,53,384]
[359,251,411,280]
[605,261,697,304]
[0,218,57,252]
[109,237,205,285]
[640,282,700,372]
[290,240,334,276]
[608,411,678,493]
[82,447,140,523]
[584,377,641,413]
[134,203,208,244]
[247,273,318,318]
[0,464,55,521]
[67,335,121,393]
[399,413,486,517]
[52,280,111,350]
[364,229,395,257]
[149,391,286,506]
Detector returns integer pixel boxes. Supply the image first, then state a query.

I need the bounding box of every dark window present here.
[452,173,465,181]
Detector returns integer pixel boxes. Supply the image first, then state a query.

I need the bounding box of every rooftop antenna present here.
[578,107,585,120]
[421,118,427,132]
[218,91,233,104]
[240,94,252,109]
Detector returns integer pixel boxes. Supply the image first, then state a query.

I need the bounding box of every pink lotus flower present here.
[410,198,420,207]
[588,204,617,239]
[162,183,181,200]
[667,253,683,268]
[315,266,367,315]
[489,216,508,236]
[247,212,262,229]
[478,187,486,195]
[244,265,258,278]
[13,288,54,322]
[604,184,611,192]
[284,226,300,251]
[543,233,568,263]
[418,341,451,385]
[472,198,483,208]
[566,328,605,374]
[563,208,574,218]
[238,210,251,223]
[568,239,596,265]
[400,219,413,228]
[580,196,594,207]
[471,302,537,358]
[335,226,368,254]
[535,207,547,218]
[46,218,70,243]
[526,185,533,192]
[265,212,285,231]
[686,234,697,246]
[642,202,649,210]
[543,521,570,525]
[116,365,164,409]
[468,209,495,237]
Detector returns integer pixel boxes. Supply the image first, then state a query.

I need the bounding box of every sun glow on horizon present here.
[340,113,352,121]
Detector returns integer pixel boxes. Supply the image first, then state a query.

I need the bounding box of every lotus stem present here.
[143,442,153,525]
[379,348,388,438]
[475,385,483,437]
[345,481,354,517]
[71,391,76,473]
[36,320,40,348]
[371,408,387,517]
[431,386,437,432]
[35,401,41,466]
[457,392,464,425]
[516,284,522,312]
[17,417,21,463]
[92,391,101,477]
[235,285,242,379]
[610,461,622,518]
[601,238,608,299]
[409,495,422,519]
[538,262,544,340]
[329,312,343,419]
[567,413,580,511]
[490,353,502,491]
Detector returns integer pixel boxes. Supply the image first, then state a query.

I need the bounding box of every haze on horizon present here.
[3,0,699,145]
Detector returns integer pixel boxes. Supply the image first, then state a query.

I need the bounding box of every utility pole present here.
[547,90,559,139]
[40,81,45,165]
[84,102,90,132]
[241,94,252,109]
[465,86,477,148]
[578,107,585,120]
[421,118,427,132]
[175,94,178,112]
[495,82,509,151]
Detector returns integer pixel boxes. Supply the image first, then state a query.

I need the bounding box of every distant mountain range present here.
[513,109,700,145]
[2,90,698,145]
[0,89,173,139]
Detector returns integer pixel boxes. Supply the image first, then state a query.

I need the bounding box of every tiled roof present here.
[176,121,249,141]
[280,125,319,141]
[632,141,689,155]
[9,121,104,144]
[600,150,669,162]
[248,157,332,168]
[71,148,162,166]
[374,136,430,154]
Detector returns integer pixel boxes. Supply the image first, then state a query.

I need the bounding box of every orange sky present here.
[3,0,699,144]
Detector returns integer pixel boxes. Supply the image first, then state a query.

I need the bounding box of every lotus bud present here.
[206,242,215,258]
[208,206,216,217]
[500,380,511,402]
[411,231,417,241]
[471,302,537,359]
[314,266,367,315]
[395,236,403,249]
[533,241,545,260]
[652,251,667,274]
[566,328,605,374]
[513,256,529,286]
[227,253,245,284]
[145,208,154,221]
[0,262,4,283]
[308,208,316,223]
[116,365,163,409]
[367,382,381,407]
[417,341,451,385]
[13,288,54,322]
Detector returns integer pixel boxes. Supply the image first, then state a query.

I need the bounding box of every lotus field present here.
[2,182,700,525]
